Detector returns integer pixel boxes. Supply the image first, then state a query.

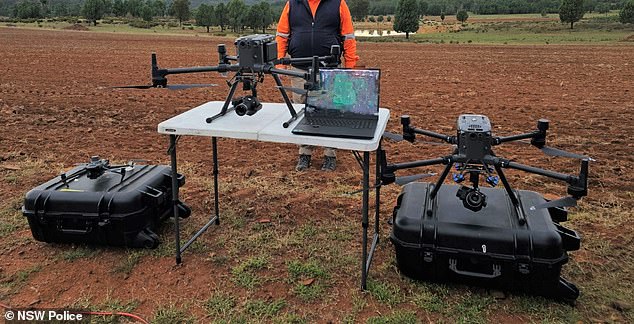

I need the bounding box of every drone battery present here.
[23,164,191,248]
[390,182,581,300]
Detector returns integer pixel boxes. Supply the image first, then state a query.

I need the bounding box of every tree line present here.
[364,0,629,16]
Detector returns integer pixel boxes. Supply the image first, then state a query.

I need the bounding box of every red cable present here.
[0,301,149,324]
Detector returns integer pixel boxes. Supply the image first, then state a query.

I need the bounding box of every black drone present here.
[116,34,340,127]
[381,115,591,222]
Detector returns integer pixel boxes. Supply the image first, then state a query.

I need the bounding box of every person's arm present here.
[339,0,359,68]
[276,1,291,61]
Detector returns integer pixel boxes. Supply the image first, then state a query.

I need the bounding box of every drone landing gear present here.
[205,71,301,128]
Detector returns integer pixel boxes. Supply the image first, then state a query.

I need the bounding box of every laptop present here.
[292,69,380,140]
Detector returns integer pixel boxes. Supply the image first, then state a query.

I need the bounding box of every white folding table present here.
[158,101,390,289]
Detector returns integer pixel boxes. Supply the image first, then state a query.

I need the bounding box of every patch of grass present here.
[286,259,328,280]
[244,298,286,318]
[113,249,145,275]
[204,291,236,318]
[452,292,494,324]
[93,298,141,324]
[13,265,42,286]
[231,256,269,289]
[293,282,324,301]
[510,295,580,323]
[60,245,101,261]
[273,313,307,324]
[153,304,195,324]
[367,279,402,306]
[412,283,446,313]
[367,310,419,324]
[0,198,27,237]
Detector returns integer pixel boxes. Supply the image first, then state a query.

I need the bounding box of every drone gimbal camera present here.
[381,115,591,222]
[116,34,341,128]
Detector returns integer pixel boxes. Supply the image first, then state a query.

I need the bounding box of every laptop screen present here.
[306,69,380,115]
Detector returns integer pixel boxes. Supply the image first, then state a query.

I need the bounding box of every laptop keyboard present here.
[306,118,376,129]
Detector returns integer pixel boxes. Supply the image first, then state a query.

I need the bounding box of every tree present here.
[440,11,445,21]
[13,0,42,19]
[196,3,215,32]
[153,0,166,17]
[456,9,468,23]
[393,0,419,39]
[112,0,126,16]
[244,4,259,32]
[227,0,246,32]
[349,0,369,21]
[171,0,189,26]
[418,0,428,18]
[257,1,274,33]
[141,4,153,21]
[215,2,227,31]
[127,0,143,17]
[620,1,634,23]
[378,15,384,23]
[595,3,609,14]
[559,0,585,29]
[82,0,107,26]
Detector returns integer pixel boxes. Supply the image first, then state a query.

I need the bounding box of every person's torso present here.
[288,0,342,66]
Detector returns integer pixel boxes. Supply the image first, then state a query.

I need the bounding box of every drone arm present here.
[400,115,454,143]
[268,67,308,79]
[493,157,589,199]
[411,128,455,143]
[381,157,446,185]
[158,64,240,76]
[498,159,573,182]
[387,157,448,173]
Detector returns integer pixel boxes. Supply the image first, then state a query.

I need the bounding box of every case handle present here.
[142,186,165,204]
[58,225,92,234]
[448,258,501,279]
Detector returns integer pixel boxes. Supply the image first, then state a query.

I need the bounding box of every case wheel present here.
[133,228,160,249]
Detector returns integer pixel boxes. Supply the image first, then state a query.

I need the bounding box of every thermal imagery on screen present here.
[306,69,380,115]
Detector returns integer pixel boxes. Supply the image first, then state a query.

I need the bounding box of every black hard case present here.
[23,164,190,248]
[390,182,581,300]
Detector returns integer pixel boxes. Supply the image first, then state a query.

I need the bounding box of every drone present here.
[380,115,591,223]
[115,34,341,128]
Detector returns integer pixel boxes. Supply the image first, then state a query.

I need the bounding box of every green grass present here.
[367,279,403,306]
[244,298,286,318]
[113,249,145,275]
[153,304,195,324]
[367,310,419,324]
[205,292,237,318]
[231,256,269,289]
[0,198,25,238]
[60,245,101,261]
[286,259,328,280]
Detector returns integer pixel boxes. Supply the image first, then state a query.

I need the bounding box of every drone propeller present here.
[113,83,218,90]
[510,140,593,160]
[539,146,592,160]
[395,173,437,186]
[530,196,578,210]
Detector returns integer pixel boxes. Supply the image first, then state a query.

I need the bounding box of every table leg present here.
[169,135,182,265]
[212,137,220,225]
[361,151,370,290]
[179,137,220,253]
